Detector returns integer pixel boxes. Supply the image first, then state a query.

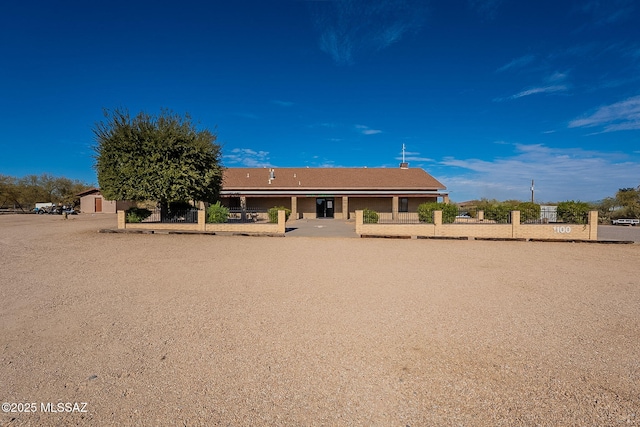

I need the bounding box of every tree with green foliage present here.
[268,206,292,223]
[0,173,90,210]
[363,208,379,223]
[472,199,515,223]
[614,187,640,218]
[515,201,541,223]
[93,109,223,219]
[417,202,458,223]
[557,200,592,224]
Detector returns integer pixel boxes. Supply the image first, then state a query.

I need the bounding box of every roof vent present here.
[246,173,250,178]
[269,168,275,179]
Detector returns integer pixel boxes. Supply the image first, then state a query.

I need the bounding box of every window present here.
[229,197,241,208]
[399,197,408,212]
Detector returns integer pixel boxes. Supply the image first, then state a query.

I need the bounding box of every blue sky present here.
[1,0,639,202]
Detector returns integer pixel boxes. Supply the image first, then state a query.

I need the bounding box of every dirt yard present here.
[1,214,639,426]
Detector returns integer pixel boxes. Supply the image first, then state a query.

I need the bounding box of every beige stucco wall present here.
[118,210,286,235]
[79,195,99,213]
[407,197,438,211]
[356,210,599,241]
[222,195,440,220]
[80,195,134,214]
[349,197,392,219]
[242,197,291,210]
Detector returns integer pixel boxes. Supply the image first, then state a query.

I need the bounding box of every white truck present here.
[34,202,55,213]
[611,218,639,226]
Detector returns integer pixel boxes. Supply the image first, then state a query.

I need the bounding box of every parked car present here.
[611,218,639,226]
[62,207,78,215]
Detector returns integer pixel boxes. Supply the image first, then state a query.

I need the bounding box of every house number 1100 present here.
[553,226,572,233]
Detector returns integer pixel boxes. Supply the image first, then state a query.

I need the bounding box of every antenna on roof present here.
[400,144,409,169]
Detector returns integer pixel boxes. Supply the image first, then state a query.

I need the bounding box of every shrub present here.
[268,206,291,223]
[417,202,458,223]
[363,208,379,223]
[125,207,152,223]
[483,203,515,223]
[557,201,592,224]
[516,202,541,223]
[206,201,229,223]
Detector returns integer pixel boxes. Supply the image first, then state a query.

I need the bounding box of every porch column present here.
[291,196,298,221]
[392,196,399,220]
[342,196,349,220]
[240,196,247,221]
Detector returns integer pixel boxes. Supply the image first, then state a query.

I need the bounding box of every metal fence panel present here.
[226,207,270,223]
[142,208,199,224]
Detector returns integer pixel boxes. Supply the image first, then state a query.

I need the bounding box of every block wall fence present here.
[355,210,599,241]
[117,210,286,235]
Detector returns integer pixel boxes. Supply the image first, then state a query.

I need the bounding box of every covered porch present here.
[220,193,449,221]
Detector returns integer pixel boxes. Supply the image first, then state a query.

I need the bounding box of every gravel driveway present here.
[1,214,639,426]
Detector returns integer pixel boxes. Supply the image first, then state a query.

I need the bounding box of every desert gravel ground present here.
[1,214,639,426]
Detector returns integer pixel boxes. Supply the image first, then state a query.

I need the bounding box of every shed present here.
[77,189,134,214]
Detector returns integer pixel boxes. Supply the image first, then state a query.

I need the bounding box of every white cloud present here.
[509,85,568,100]
[395,156,434,162]
[496,54,535,73]
[437,143,639,202]
[496,71,570,101]
[309,0,427,65]
[224,148,273,167]
[578,0,636,25]
[272,100,294,107]
[355,124,382,135]
[568,95,640,133]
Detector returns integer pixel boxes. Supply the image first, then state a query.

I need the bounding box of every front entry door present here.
[316,198,334,218]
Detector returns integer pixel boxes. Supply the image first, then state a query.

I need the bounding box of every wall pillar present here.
[478,210,484,221]
[442,194,450,204]
[278,210,286,234]
[511,210,520,238]
[355,210,363,235]
[588,210,598,240]
[343,196,349,219]
[392,196,399,220]
[291,196,298,221]
[117,210,126,229]
[433,210,442,225]
[433,210,442,236]
[198,210,206,231]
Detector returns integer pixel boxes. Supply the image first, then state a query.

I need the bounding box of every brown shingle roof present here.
[222,168,446,190]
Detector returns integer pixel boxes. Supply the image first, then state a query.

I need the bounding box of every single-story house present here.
[77,188,134,214]
[220,164,448,220]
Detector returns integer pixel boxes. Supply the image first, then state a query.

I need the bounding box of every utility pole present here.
[531,179,535,203]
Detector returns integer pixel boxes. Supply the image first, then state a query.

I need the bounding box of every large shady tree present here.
[93,109,224,217]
